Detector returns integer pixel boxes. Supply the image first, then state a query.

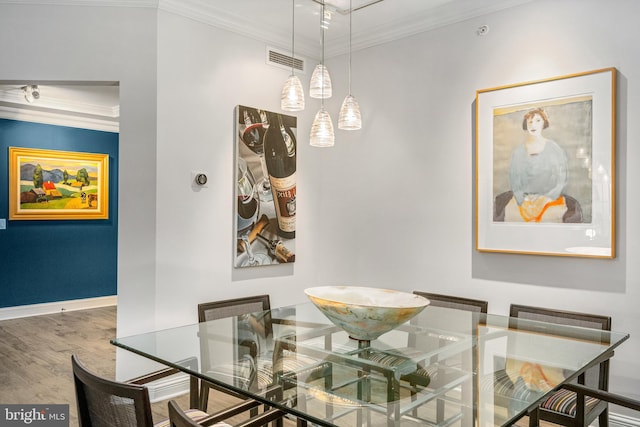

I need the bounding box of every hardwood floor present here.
[0,306,118,425]
[0,305,252,426]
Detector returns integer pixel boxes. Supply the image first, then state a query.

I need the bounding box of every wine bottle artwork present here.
[235,105,296,268]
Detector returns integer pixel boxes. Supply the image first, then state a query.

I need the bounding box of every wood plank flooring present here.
[0,306,118,425]
[0,306,252,426]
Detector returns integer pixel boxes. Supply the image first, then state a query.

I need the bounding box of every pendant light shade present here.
[281,0,305,112]
[281,74,305,111]
[338,94,362,130]
[309,64,332,99]
[310,106,335,147]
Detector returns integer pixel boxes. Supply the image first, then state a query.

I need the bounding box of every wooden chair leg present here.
[528,407,539,427]
[599,407,609,427]
[199,384,210,411]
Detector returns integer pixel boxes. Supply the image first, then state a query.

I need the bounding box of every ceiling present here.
[0,0,533,128]
[167,0,534,59]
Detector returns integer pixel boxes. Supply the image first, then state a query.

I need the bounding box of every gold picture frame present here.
[475,68,616,258]
[9,147,109,220]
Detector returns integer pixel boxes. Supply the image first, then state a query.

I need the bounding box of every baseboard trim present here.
[0,296,117,321]
[611,412,640,427]
[147,374,191,404]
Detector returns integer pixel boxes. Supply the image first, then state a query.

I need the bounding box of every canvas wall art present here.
[234,105,297,268]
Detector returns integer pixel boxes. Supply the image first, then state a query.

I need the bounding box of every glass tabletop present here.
[112,302,628,427]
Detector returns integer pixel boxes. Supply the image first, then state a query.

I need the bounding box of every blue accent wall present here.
[0,119,118,308]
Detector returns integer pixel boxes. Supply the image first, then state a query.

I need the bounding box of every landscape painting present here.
[9,147,109,220]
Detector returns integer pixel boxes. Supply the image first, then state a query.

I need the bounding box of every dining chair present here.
[71,354,209,427]
[197,295,272,411]
[503,304,612,427]
[198,295,307,427]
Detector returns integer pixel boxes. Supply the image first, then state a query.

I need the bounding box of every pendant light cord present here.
[320,0,325,104]
[348,0,352,95]
[290,0,295,76]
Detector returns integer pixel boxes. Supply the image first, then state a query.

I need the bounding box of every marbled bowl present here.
[304,286,430,341]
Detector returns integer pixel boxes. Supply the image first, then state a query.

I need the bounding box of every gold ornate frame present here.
[9,147,109,220]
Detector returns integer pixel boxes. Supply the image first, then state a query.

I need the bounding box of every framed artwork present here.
[475,68,616,258]
[234,105,297,268]
[9,147,109,220]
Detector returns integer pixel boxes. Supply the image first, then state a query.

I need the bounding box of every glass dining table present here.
[111,302,629,427]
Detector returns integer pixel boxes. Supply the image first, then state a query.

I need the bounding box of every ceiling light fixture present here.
[338,0,362,130]
[309,0,335,147]
[309,1,332,99]
[281,0,305,111]
[22,85,40,103]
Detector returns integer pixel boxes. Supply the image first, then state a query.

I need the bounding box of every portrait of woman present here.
[493,107,585,223]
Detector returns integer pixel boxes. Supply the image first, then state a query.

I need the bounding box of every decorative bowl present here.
[304,286,430,341]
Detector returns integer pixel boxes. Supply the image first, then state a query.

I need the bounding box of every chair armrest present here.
[125,356,199,385]
[563,383,640,412]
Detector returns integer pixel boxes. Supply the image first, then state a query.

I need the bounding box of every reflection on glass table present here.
[111,302,629,427]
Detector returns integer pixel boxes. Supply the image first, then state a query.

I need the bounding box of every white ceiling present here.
[0,0,533,128]
[166,0,534,59]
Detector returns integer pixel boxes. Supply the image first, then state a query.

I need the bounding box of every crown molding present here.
[1,0,535,59]
[325,0,535,57]
[0,90,119,118]
[0,105,119,132]
[157,0,535,59]
[157,0,300,56]
[0,0,157,7]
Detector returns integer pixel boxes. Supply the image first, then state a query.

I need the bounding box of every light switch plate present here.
[0,219,6,230]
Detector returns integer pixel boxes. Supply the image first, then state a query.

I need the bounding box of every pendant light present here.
[338,0,362,130]
[281,0,305,111]
[310,106,335,147]
[310,0,335,147]
[309,2,332,99]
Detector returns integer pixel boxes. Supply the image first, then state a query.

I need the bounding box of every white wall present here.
[153,11,321,331]
[317,0,640,400]
[0,3,159,378]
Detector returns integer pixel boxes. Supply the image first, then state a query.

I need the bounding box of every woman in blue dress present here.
[495,107,582,223]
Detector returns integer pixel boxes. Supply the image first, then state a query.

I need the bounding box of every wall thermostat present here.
[195,173,208,186]
[191,171,209,188]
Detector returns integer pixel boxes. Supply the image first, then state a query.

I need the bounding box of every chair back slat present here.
[413,291,488,313]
